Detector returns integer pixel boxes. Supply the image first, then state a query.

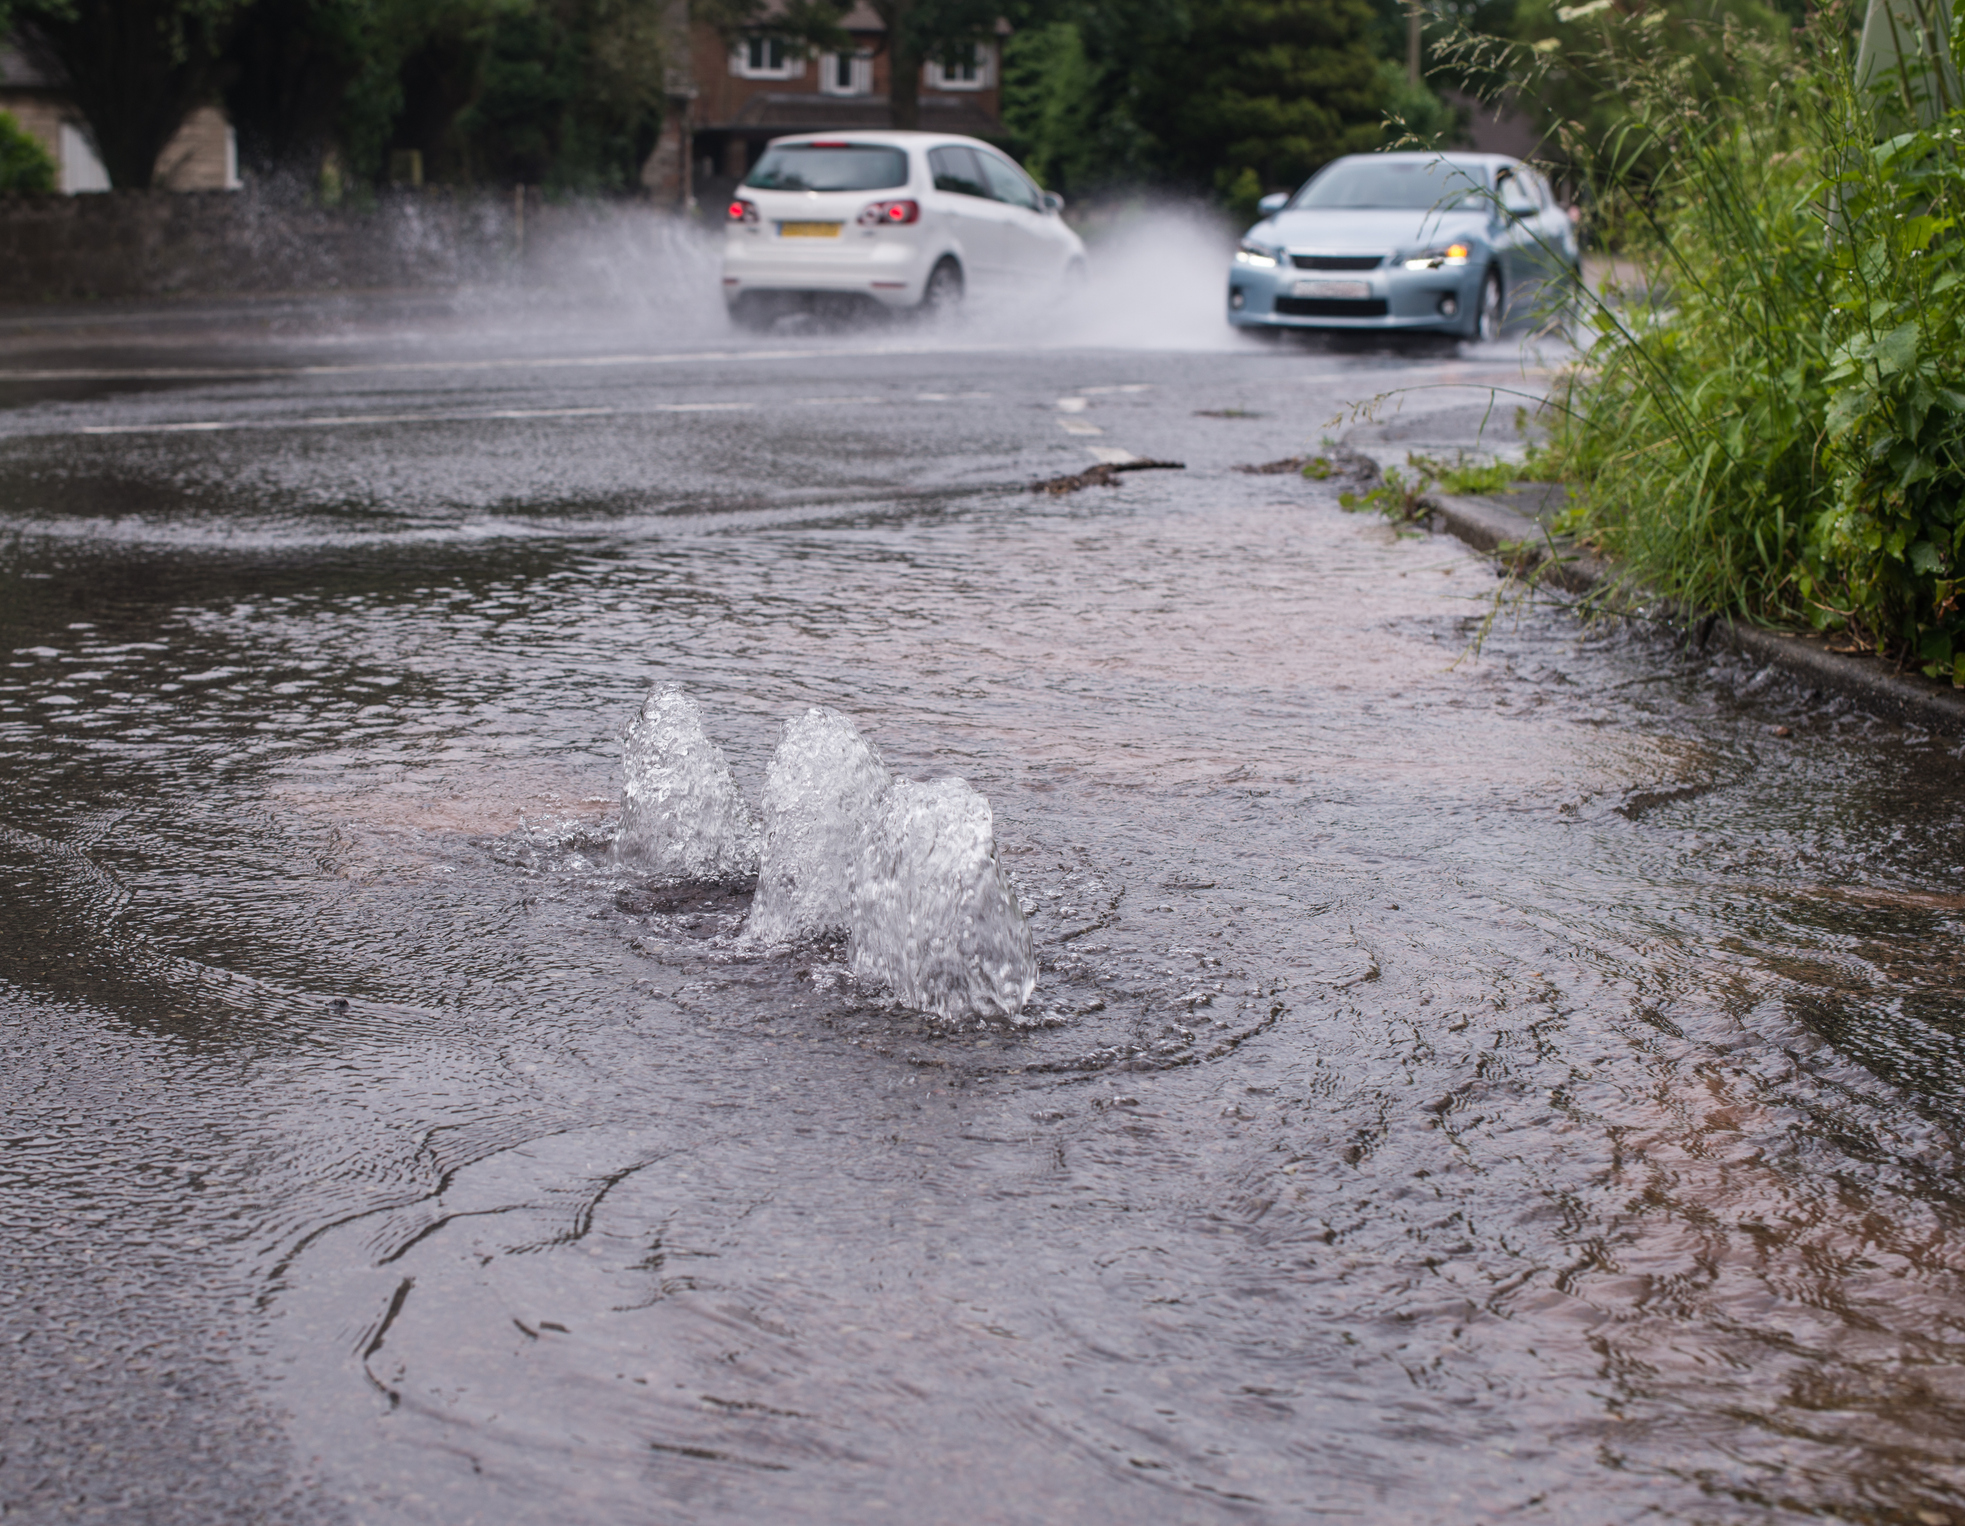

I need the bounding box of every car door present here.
[927,145,1005,282]
[1494,166,1555,297]
[976,151,1053,280]
[1526,168,1579,275]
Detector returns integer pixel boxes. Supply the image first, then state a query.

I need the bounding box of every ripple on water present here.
[5,403,1965,1523]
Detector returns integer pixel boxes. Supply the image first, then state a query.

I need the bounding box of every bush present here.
[1816,112,1965,681]
[1489,1,1965,681]
[0,111,56,194]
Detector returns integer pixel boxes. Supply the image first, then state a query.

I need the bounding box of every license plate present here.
[1293,278,1371,299]
[779,222,841,238]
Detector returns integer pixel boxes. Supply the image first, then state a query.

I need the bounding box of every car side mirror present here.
[1497,179,1537,219]
[1255,192,1289,216]
[1040,191,1065,215]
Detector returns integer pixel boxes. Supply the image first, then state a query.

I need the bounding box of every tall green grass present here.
[1464,0,1965,681]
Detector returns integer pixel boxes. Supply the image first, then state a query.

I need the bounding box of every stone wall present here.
[0,189,532,303]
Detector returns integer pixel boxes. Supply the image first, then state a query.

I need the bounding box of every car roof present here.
[764,131,1001,152]
[1324,150,1523,171]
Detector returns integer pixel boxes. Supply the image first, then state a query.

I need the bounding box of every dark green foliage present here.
[13,0,246,186]
[1001,6,1178,191]
[223,0,672,189]
[1515,0,1965,679]
[1439,0,1803,188]
[1816,119,1965,679]
[1379,57,1460,146]
[1002,21,1101,188]
[0,108,56,191]
[1004,0,1403,201]
[1141,0,1388,198]
[456,0,666,188]
[224,0,391,179]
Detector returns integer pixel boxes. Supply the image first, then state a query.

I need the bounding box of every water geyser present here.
[617,683,759,881]
[615,687,1037,1022]
[747,706,893,947]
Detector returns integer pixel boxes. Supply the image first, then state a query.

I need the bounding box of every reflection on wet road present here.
[2,305,1963,1526]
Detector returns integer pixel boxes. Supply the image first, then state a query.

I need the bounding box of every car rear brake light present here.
[809,140,849,147]
[856,199,919,226]
[728,199,759,224]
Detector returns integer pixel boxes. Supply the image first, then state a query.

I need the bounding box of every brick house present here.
[641,2,1005,211]
[0,43,240,192]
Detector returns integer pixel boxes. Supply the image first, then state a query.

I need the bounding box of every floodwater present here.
[2,279,1964,1526]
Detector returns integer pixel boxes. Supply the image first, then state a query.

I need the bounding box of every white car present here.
[721,131,1087,328]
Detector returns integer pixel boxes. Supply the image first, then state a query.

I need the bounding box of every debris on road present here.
[1032,459,1185,494]
[1236,450,1380,481]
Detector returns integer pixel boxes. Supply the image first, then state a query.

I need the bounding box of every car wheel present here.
[1471,267,1503,343]
[920,257,964,318]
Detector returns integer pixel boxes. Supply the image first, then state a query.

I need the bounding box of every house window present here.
[924,43,992,91]
[819,50,873,95]
[731,35,801,79]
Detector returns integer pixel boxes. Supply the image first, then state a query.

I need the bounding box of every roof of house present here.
[729,3,1007,32]
[0,43,62,90]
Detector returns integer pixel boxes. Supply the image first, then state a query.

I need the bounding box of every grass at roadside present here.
[1452,2,1965,684]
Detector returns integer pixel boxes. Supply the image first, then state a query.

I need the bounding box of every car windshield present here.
[744,144,908,192]
[1293,158,1489,211]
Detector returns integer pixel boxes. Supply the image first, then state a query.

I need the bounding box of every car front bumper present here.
[1226,260,1483,332]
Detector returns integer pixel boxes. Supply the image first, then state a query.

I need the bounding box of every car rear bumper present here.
[722,234,931,309]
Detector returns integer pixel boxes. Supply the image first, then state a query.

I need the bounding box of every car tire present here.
[920,257,964,319]
[1471,267,1503,343]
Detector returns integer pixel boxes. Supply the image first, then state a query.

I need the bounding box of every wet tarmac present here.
[2,291,1963,1526]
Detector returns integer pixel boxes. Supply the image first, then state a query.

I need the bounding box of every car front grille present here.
[1276,297,1390,318]
[1290,255,1383,271]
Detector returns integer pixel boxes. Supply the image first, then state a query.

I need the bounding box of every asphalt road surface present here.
[2,288,1963,1526]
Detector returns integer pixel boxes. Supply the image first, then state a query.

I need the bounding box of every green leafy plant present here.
[1447,0,1965,682]
[1407,452,1517,495]
[1339,465,1429,522]
[1812,85,1965,681]
[0,110,56,193]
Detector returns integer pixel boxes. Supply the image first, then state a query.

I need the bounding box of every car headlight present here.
[1234,241,1281,268]
[1403,243,1471,270]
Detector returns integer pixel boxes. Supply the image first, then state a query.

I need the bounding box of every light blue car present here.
[1227,152,1580,341]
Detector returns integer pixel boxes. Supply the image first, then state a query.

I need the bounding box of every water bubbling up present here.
[615,687,1035,1021]
[848,777,1038,1023]
[747,706,893,947]
[616,683,759,882]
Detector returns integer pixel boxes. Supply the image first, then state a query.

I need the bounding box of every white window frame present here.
[923,42,994,91]
[730,35,804,80]
[818,49,873,96]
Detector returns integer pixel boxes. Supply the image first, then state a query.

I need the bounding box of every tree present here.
[1000,0,1185,193]
[866,0,1001,127]
[457,0,673,187]
[14,0,247,187]
[1432,0,1802,189]
[223,0,382,180]
[1004,0,1389,200]
[1141,0,1388,199]
[1002,19,1102,187]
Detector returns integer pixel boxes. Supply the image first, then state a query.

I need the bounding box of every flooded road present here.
[2,297,1963,1526]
